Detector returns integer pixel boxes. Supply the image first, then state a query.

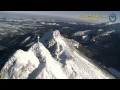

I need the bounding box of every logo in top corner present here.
[109,13,117,22]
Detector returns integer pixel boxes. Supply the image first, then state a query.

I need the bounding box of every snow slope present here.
[39,30,114,79]
[72,30,91,37]
[29,43,67,79]
[0,30,115,79]
[0,50,39,79]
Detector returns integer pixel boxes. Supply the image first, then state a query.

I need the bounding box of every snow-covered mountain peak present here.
[52,30,61,38]
[40,30,67,49]
[29,42,53,63]
[0,31,115,79]
[0,42,67,79]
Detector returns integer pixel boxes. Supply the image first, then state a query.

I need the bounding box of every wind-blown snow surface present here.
[0,30,115,79]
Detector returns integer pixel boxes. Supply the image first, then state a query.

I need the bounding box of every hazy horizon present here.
[1,11,120,23]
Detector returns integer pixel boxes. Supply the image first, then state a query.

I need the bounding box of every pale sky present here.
[3,11,120,23]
